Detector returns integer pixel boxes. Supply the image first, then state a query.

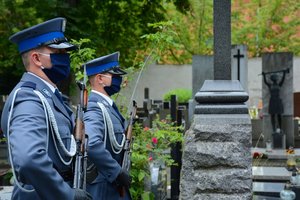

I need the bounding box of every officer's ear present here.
[30,51,42,67]
[96,74,104,84]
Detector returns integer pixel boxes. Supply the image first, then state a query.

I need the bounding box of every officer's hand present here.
[74,188,93,200]
[116,169,131,188]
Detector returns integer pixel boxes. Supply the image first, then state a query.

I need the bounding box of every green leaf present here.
[138,171,146,182]
[141,191,155,200]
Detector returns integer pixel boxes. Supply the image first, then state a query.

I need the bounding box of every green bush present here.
[130,115,183,200]
[163,88,192,103]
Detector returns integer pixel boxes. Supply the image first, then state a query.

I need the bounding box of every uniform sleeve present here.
[9,89,74,200]
[84,101,121,183]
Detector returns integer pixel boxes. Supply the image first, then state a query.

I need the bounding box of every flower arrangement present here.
[252,151,268,166]
[253,152,267,159]
[129,115,183,200]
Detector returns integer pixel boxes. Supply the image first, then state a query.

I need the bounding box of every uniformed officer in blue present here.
[1,18,92,200]
[83,52,131,200]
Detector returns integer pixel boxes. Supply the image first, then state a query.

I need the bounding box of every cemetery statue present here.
[262,68,289,133]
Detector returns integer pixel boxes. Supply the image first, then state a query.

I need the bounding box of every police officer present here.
[83,52,131,200]
[1,18,92,200]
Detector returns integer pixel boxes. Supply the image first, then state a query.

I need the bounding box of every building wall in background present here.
[120,57,300,109]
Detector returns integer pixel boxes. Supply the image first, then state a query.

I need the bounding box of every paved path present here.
[0,186,12,200]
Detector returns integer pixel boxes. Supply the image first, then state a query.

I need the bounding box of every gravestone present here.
[190,56,213,124]
[262,52,294,148]
[180,1,252,199]
[192,55,214,97]
[231,45,248,92]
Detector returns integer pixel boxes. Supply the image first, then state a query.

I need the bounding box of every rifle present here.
[118,100,137,196]
[122,100,137,172]
[73,81,88,190]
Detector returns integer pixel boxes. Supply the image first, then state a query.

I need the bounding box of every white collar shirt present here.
[91,90,113,106]
[27,72,57,93]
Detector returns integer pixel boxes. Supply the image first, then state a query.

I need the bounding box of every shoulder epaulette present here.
[88,97,98,103]
[21,81,36,89]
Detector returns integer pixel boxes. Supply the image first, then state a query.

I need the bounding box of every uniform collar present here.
[27,72,57,93]
[91,90,113,106]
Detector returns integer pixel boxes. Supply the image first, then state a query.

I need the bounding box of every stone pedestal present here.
[180,80,252,200]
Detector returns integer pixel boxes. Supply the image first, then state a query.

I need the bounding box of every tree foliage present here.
[161,0,214,63]
[157,0,299,63]
[0,0,171,94]
[231,0,300,57]
[0,0,298,94]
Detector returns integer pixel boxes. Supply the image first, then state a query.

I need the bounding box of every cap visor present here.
[107,68,127,75]
[48,42,77,51]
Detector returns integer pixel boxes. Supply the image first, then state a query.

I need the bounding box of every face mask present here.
[40,53,71,84]
[104,76,123,96]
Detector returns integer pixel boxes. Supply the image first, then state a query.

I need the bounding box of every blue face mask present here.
[104,76,123,96]
[42,53,71,84]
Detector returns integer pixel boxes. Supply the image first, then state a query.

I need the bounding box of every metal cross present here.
[233,49,244,81]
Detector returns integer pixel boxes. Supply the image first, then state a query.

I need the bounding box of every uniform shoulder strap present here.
[88,96,98,103]
[21,81,36,89]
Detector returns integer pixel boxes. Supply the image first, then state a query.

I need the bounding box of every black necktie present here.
[55,89,72,116]
[55,89,64,104]
[112,102,123,121]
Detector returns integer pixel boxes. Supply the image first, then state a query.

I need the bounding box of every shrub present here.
[163,88,192,103]
[130,115,183,200]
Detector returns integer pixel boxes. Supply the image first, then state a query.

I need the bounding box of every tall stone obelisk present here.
[180,1,252,199]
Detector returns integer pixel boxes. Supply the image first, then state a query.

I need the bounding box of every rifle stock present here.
[73,81,88,190]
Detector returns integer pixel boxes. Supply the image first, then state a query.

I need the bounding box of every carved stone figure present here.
[262,68,289,132]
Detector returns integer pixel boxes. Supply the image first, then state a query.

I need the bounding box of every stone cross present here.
[213,0,231,80]
[180,1,252,199]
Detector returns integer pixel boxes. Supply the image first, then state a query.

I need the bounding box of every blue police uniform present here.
[1,18,77,200]
[83,52,131,200]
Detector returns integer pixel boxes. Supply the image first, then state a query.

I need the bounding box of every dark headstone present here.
[231,45,248,91]
[192,55,213,97]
